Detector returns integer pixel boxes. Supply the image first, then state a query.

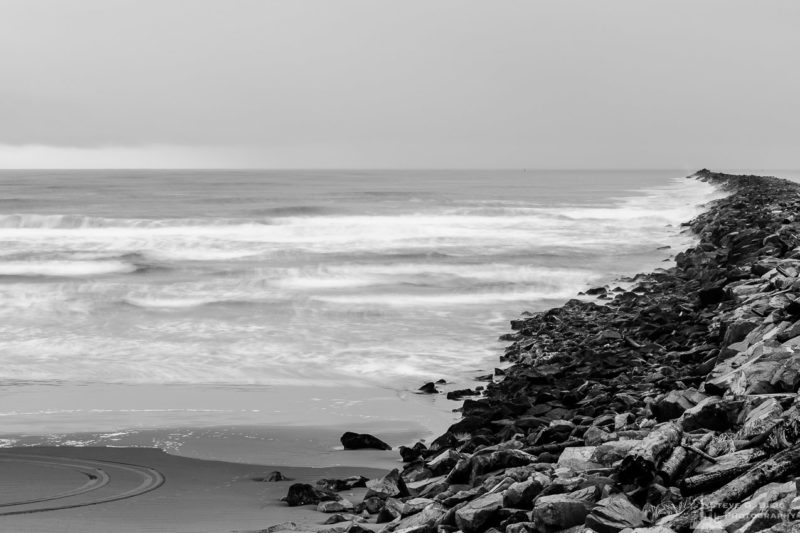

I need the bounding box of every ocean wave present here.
[0,260,137,277]
[274,264,598,290]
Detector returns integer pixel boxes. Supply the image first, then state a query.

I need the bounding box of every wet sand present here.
[0,446,387,533]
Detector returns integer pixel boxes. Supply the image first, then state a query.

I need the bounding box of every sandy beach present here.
[0,445,388,533]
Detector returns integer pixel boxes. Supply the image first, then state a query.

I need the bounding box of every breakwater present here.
[285,170,800,533]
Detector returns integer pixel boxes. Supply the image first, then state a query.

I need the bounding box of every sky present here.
[1,0,799,169]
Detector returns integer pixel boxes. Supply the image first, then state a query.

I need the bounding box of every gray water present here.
[0,169,722,388]
[0,169,724,446]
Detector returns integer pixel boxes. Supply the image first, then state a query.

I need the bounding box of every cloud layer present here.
[2,0,799,168]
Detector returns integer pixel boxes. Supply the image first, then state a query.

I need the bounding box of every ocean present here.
[0,169,723,463]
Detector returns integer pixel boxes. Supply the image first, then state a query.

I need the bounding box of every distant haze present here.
[1,0,798,169]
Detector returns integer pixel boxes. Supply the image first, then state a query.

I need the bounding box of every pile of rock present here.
[282,171,800,533]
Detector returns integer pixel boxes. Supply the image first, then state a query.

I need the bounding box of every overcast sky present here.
[1,0,798,169]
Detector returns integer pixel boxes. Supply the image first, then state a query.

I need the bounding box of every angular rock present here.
[365,469,409,500]
[419,382,438,394]
[584,494,647,533]
[651,389,707,422]
[680,397,743,432]
[532,494,588,532]
[502,473,549,509]
[282,483,340,506]
[454,492,503,533]
[556,446,601,472]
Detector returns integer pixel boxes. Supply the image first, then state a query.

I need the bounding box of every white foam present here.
[0,260,135,277]
[123,296,220,309]
[313,289,579,306]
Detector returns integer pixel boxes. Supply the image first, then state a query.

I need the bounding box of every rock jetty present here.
[284,170,800,533]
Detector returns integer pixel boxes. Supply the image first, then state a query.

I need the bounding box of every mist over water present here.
[0,170,721,391]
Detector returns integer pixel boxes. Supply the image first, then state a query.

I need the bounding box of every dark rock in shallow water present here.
[340,431,391,450]
[446,388,478,400]
[399,442,427,462]
[585,286,608,295]
[252,470,292,482]
[418,381,438,394]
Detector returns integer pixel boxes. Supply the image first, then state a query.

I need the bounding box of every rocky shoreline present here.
[282,170,800,533]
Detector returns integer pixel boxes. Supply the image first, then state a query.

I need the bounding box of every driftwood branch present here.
[618,422,682,485]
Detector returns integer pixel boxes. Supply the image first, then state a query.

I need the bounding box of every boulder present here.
[532,494,589,532]
[583,427,614,447]
[723,318,761,346]
[740,398,784,438]
[399,442,427,462]
[419,382,438,394]
[383,502,446,533]
[341,432,392,450]
[680,397,744,432]
[584,494,647,533]
[556,446,601,472]
[502,474,549,509]
[365,469,409,500]
[651,389,707,422]
[282,483,340,506]
[448,449,536,484]
[454,492,503,533]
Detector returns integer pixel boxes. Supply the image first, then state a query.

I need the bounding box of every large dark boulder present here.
[340,431,391,450]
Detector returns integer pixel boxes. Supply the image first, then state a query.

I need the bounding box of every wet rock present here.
[419,382,438,394]
[447,389,478,400]
[341,432,392,451]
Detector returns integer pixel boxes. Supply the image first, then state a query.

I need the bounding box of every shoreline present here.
[5,170,793,532]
